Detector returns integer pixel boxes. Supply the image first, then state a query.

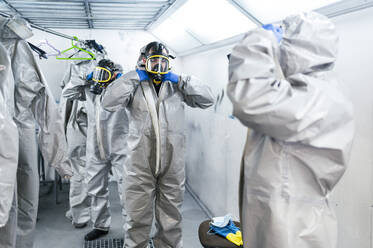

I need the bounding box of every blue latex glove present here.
[116,72,123,79]
[162,71,179,84]
[227,220,240,233]
[136,69,149,82]
[86,72,93,81]
[262,24,283,43]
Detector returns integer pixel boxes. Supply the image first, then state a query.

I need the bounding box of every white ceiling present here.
[0,0,372,56]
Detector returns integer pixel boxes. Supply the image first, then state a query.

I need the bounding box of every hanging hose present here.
[141,81,161,176]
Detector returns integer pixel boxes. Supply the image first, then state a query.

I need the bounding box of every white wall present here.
[27,29,181,100]
[330,7,373,248]
[180,45,246,218]
[180,7,373,248]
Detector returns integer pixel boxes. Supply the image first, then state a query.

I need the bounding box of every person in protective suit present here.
[0,41,19,247]
[101,42,215,248]
[62,58,126,241]
[0,16,72,248]
[59,60,90,229]
[227,12,355,248]
[59,42,107,228]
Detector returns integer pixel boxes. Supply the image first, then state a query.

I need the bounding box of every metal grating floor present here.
[84,239,154,248]
[84,239,124,248]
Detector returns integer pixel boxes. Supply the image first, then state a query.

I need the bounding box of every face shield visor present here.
[145,55,170,75]
[92,66,112,83]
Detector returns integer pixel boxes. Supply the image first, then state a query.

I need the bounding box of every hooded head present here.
[113,63,123,75]
[280,12,338,77]
[143,41,171,84]
[92,59,122,83]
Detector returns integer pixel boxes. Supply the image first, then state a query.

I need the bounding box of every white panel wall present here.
[331,7,373,248]
[180,7,373,248]
[180,45,246,219]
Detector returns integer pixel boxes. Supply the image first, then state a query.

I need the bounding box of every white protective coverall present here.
[62,58,127,231]
[101,63,215,248]
[60,62,90,225]
[0,41,19,240]
[0,16,72,248]
[227,12,355,248]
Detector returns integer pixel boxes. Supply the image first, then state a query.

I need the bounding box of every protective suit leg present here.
[241,195,338,248]
[110,155,126,219]
[67,130,90,225]
[69,160,90,225]
[16,127,39,248]
[100,106,128,221]
[123,161,156,248]
[86,155,111,231]
[153,163,185,248]
[0,189,17,248]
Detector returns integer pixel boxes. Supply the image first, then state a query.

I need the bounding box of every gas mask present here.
[89,59,121,95]
[145,55,170,84]
[144,42,174,85]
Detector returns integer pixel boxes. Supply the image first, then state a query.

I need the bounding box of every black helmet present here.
[98,59,115,70]
[144,41,169,58]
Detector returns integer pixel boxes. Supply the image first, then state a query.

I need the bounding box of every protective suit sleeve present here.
[0,102,18,227]
[59,93,74,135]
[178,74,215,109]
[101,72,137,112]
[0,42,19,227]
[13,40,72,177]
[59,63,74,135]
[60,63,72,89]
[227,29,354,143]
[62,64,87,101]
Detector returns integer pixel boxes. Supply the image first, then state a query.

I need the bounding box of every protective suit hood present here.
[135,45,146,70]
[0,16,20,39]
[280,12,338,77]
[0,16,33,40]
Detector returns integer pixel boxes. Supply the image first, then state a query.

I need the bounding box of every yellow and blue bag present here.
[209,215,243,246]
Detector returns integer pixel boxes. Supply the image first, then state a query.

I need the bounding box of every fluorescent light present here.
[151,17,203,53]
[171,0,257,43]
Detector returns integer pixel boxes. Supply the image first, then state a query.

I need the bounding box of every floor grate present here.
[84,238,124,248]
[84,239,154,248]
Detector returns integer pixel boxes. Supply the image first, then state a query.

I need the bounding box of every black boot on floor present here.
[84,229,109,241]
